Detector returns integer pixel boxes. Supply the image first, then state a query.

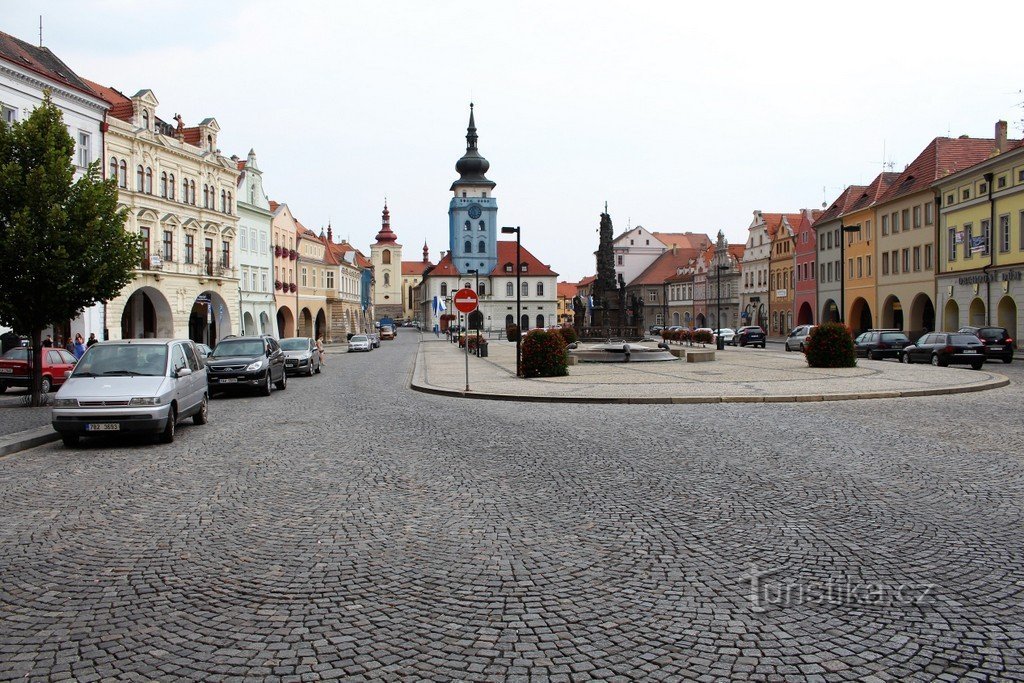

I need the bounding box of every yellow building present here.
[935,132,1024,341]
[840,173,898,334]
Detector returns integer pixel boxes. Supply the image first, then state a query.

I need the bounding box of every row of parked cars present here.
[0,334,328,448]
[852,325,1014,369]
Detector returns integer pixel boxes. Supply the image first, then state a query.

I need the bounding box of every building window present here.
[479,283,486,296]
[506,282,513,296]
[964,224,973,259]
[979,182,988,194]
[301,267,308,287]
[521,282,529,297]
[160,172,168,197]
[142,110,149,129]
[913,205,921,229]
[537,282,545,297]
[182,178,189,202]
[1,103,16,122]
[902,248,910,273]
[882,252,889,275]
[881,214,888,236]
[76,132,91,167]
[383,273,390,286]
[382,249,391,265]
[948,228,957,261]
[478,240,486,253]
[327,271,334,289]
[925,244,932,270]
[913,246,921,271]
[189,180,196,205]
[901,209,910,233]
[108,156,117,180]
[464,220,471,231]
[925,202,934,225]
[185,233,194,264]
[891,250,899,274]
[998,175,1007,189]
[617,255,623,265]
[139,227,150,266]
[226,192,232,214]
[136,165,144,191]
[520,263,528,273]
[479,220,485,231]
[980,219,991,256]
[202,185,209,208]
[648,289,656,303]
[162,230,173,261]
[207,134,213,152]
[145,168,152,194]
[221,241,230,268]
[220,189,226,213]
[464,240,472,253]
[440,282,447,296]
[891,212,899,234]
[1002,215,1012,253]
[962,189,970,201]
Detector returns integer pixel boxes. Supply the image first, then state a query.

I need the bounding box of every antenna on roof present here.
[39,16,43,47]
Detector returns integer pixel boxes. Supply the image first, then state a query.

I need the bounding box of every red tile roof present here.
[181,128,202,147]
[845,172,900,214]
[0,30,99,101]
[269,200,281,213]
[652,232,713,252]
[491,241,557,277]
[402,261,430,276]
[577,275,597,287]
[81,78,134,122]
[664,270,694,284]
[878,136,1023,204]
[556,281,577,299]
[332,241,372,269]
[758,212,804,238]
[815,185,867,225]
[629,248,699,286]
[427,253,461,277]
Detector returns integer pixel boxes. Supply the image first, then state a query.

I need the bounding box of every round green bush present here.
[506,324,520,342]
[522,329,568,378]
[558,326,578,345]
[804,322,856,367]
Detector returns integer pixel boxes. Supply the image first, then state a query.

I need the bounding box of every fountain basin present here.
[570,342,678,363]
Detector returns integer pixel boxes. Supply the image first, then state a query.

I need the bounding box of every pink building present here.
[793,210,818,325]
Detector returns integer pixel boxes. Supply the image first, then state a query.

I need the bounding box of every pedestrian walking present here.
[64,337,75,354]
[86,333,98,348]
[42,335,53,348]
[315,336,325,366]
[434,323,440,338]
[73,334,86,359]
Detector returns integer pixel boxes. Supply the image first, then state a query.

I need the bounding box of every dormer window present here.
[142,110,149,130]
[482,192,487,198]
[207,134,214,152]
[504,262,513,273]
[520,263,528,272]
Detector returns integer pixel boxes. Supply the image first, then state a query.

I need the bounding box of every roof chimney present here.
[996,120,1008,153]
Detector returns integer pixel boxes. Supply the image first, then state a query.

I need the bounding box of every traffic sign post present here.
[453,288,478,391]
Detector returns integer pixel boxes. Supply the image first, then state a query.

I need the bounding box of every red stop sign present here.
[453,288,479,313]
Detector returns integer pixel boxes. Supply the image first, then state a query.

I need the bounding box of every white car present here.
[716,328,736,345]
[348,335,371,352]
[785,325,817,352]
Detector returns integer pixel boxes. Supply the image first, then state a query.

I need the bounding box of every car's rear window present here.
[1,348,29,360]
[979,328,1006,339]
[881,333,909,342]
[951,334,981,345]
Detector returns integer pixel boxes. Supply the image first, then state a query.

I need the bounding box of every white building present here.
[0,30,109,341]
[234,149,275,335]
[613,226,711,287]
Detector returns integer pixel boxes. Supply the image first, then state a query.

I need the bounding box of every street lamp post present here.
[838,222,861,325]
[716,264,729,350]
[468,268,480,343]
[501,226,522,377]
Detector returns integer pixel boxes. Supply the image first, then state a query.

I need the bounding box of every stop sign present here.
[453,288,479,313]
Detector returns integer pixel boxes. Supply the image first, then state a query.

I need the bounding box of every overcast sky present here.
[7,1,1022,281]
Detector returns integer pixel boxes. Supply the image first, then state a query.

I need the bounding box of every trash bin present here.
[716,335,725,350]
[479,344,488,358]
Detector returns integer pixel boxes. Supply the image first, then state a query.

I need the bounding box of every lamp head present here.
[501,226,518,234]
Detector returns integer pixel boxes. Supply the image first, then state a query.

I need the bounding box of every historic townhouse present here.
[0,30,109,342]
[768,215,797,335]
[793,210,818,326]
[295,221,330,339]
[875,123,1017,339]
[87,80,240,344]
[626,242,706,329]
[556,282,576,325]
[935,134,1024,339]
[814,186,863,323]
[370,203,405,321]
[839,173,899,334]
[270,201,299,336]
[612,226,710,287]
[402,243,433,324]
[693,234,743,330]
[328,237,374,337]
[741,211,800,330]
[235,149,275,336]
[665,271,694,328]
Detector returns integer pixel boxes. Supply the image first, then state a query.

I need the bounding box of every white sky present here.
[7,0,1023,282]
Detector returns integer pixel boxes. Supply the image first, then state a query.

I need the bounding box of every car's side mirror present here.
[176,367,192,377]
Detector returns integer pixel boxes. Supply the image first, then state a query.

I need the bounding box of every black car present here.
[854,329,912,360]
[957,326,1015,364]
[205,335,287,395]
[901,332,985,369]
[736,326,766,348]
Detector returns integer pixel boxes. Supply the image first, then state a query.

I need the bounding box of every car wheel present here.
[785,343,792,352]
[931,354,939,366]
[159,407,176,444]
[275,371,287,391]
[260,373,272,396]
[971,361,984,370]
[61,433,79,448]
[315,361,321,374]
[0,381,6,393]
[307,362,315,377]
[902,353,912,364]
[869,351,881,361]
[40,376,52,394]
[799,343,805,353]
[193,395,208,425]
[1003,357,1013,364]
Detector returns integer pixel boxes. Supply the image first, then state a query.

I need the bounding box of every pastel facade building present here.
[839,173,898,334]
[234,149,275,336]
[814,186,864,324]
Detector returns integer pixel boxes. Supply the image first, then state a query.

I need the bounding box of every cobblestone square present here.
[1,335,1023,681]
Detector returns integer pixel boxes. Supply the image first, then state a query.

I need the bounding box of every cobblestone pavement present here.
[0,389,51,437]
[1,333,1023,681]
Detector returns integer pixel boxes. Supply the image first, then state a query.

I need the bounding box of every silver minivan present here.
[51,339,209,447]
[785,324,817,352]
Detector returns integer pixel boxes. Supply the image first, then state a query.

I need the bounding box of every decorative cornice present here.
[0,62,107,113]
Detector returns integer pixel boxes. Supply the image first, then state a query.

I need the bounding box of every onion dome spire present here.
[374,200,397,244]
[423,241,429,262]
[451,103,496,191]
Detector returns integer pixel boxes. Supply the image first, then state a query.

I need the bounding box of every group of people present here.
[42,332,97,359]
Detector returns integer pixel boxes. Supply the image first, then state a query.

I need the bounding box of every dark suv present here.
[854,329,912,360]
[206,336,287,396]
[736,326,766,348]
[957,326,1014,364]
[901,332,985,369]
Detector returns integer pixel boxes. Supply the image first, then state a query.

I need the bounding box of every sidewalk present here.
[412,338,1009,404]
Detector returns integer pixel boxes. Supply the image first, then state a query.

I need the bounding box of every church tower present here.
[370,201,404,320]
[449,103,498,275]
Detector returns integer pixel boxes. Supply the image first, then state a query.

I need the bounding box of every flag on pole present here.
[438,296,447,312]
[432,296,438,316]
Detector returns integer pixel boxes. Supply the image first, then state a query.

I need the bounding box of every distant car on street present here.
[0,346,78,394]
[854,329,912,360]
[736,326,766,348]
[716,328,736,345]
[956,326,1015,363]
[348,335,371,352]
[280,337,321,376]
[367,333,381,348]
[379,325,395,340]
[785,324,817,352]
[901,332,985,369]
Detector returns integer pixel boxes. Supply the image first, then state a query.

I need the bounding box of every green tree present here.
[0,92,140,406]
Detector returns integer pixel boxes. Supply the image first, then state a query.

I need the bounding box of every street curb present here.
[409,343,1011,405]
[0,426,60,458]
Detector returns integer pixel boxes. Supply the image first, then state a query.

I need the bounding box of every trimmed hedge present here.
[693,329,713,345]
[506,324,520,342]
[804,322,856,368]
[522,328,568,378]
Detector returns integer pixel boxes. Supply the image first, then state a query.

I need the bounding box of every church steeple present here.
[451,103,496,191]
[423,241,429,263]
[374,201,398,244]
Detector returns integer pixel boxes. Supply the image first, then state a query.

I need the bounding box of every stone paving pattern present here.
[416,339,1008,401]
[0,391,52,438]
[1,333,1023,681]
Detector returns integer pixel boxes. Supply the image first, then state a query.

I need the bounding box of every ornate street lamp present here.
[501,226,522,377]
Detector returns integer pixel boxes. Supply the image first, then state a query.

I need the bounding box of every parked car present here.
[380,325,396,340]
[280,337,321,376]
[51,339,209,447]
[349,334,371,352]
[0,347,78,394]
[367,333,381,348]
[854,329,912,360]
[901,332,985,369]
[205,335,287,396]
[736,326,766,348]
[649,325,665,336]
[785,325,817,352]
[716,328,736,345]
[957,326,1015,363]
[195,343,213,359]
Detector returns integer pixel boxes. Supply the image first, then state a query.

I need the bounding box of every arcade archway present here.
[821,299,839,323]
[849,297,872,335]
[314,308,327,341]
[908,293,935,335]
[969,298,986,327]
[796,301,813,326]
[242,312,256,336]
[189,291,232,347]
[298,308,313,337]
[277,306,295,338]
[120,286,174,339]
[881,295,903,330]
[997,296,1016,337]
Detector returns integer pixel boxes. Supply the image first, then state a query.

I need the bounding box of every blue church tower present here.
[448,104,498,274]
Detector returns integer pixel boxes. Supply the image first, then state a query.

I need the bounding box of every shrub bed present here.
[558,326,578,345]
[804,322,856,368]
[522,328,568,378]
[506,324,520,342]
[693,329,713,345]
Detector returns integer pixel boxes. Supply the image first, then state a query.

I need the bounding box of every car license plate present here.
[989,346,1003,350]
[218,378,237,383]
[0,368,12,373]
[963,350,978,354]
[86,423,120,432]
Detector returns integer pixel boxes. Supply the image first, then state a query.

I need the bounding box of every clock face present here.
[467,204,482,219]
